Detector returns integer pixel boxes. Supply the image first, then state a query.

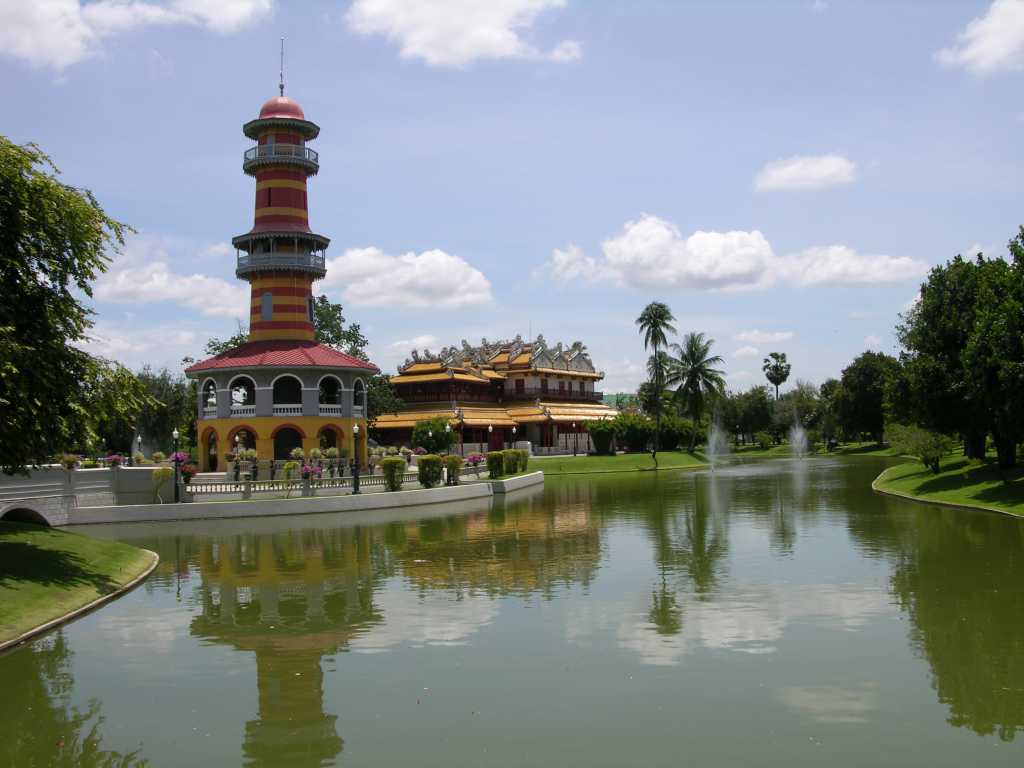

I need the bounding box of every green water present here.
[2,458,1023,767]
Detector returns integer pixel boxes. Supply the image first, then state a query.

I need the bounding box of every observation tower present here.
[186,71,377,473]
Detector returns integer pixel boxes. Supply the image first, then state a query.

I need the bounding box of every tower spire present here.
[279,37,285,97]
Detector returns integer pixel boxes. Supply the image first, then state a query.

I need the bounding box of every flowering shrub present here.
[151,451,166,464]
[106,454,123,467]
[170,451,189,464]
[309,448,323,461]
[132,451,145,465]
[413,446,427,456]
[324,447,339,459]
[181,463,198,482]
[290,447,306,461]
[466,453,484,467]
[301,464,323,479]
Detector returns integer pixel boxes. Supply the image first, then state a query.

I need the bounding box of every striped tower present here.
[233,92,328,342]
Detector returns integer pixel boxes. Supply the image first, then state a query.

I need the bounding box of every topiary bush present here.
[380,457,406,491]
[486,451,505,478]
[442,454,464,484]
[418,454,443,488]
[515,449,529,473]
[503,450,519,475]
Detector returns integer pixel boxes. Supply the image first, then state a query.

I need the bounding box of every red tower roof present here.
[185,341,379,374]
[258,95,305,120]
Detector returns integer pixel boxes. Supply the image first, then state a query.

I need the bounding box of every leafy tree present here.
[199,320,248,359]
[312,295,369,359]
[886,423,954,474]
[636,302,677,465]
[133,366,196,451]
[86,359,160,454]
[762,352,791,400]
[0,136,133,472]
[367,375,404,428]
[411,416,456,454]
[818,378,842,446]
[837,351,898,443]
[665,332,725,450]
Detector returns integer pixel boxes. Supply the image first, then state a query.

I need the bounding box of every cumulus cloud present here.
[754,154,856,191]
[389,334,440,351]
[94,236,249,318]
[77,323,199,369]
[345,0,581,67]
[733,345,761,358]
[735,330,794,344]
[0,0,272,70]
[937,0,1024,74]
[324,246,493,308]
[540,214,929,293]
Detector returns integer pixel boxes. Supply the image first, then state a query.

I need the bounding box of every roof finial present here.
[279,37,285,97]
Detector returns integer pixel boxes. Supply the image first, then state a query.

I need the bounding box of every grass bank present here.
[0,522,157,649]
[536,451,707,475]
[873,458,1024,518]
[730,440,903,459]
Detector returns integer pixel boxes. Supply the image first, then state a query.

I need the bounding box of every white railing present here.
[243,144,318,164]
[352,405,364,418]
[273,404,303,416]
[231,405,256,417]
[319,404,342,416]
[236,251,325,272]
[202,407,217,419]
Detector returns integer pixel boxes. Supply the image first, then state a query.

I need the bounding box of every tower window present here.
[266,188,272,207]
[261,292,273,321]
[308,297,314,322]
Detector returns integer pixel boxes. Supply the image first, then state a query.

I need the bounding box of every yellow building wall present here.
[198,415,368,472]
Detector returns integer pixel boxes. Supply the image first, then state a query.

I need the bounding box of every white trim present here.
[316,373,346,389]
[269,372,304,388]
[227,374,257,389]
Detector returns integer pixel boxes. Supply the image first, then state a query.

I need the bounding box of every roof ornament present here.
[279,37,285,97]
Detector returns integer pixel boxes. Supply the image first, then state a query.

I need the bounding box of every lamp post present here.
[487,424,493,453]
[172,428,181,503]
[511,426,517,450]
[572,422,577,456]
[234,434,241,481]
[445,423,451,456]
[352,423,361,494]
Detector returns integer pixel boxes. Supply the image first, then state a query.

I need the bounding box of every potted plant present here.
[132,451,145,465]
[324,447,339,477]
[181,463,198,484]
[290,446,306,462]
[151,451,166,464]
[106,453,124,467]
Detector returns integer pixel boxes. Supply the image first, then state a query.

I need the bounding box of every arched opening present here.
[318,376,342,405]
[201,379,217,412]
[318,425,343,450]
[353,379,365,409]
[274,427,304,460]
[228,376,256,411]
[227,426,257,454]
[273,375,303,406]
[1,507,50,526]
[203,429,219,472]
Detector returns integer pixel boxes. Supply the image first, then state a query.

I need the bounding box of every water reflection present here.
[2,459,1023,765]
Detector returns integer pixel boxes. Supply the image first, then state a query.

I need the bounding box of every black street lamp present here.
[572,422,578,456]
[487,424,493,452]
[172,428,181,503]
[445,423,451,455]
[351,423,361,494]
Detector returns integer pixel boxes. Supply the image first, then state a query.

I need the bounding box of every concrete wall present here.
[490,471,544,494]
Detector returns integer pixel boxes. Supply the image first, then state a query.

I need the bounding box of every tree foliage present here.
[411,416,455,454]
[636,302,677,463]
[762,352,791,400]
[665,331,725,449]
[836,351,898,443]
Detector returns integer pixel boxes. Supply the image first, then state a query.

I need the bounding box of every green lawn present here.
[536,451,707,475]
[728,440,904,459]
[0,522,157,646]
[874,458,1024,517]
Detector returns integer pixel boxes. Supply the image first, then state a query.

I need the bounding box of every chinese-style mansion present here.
[185,86,378,472]
[374,336,617,453]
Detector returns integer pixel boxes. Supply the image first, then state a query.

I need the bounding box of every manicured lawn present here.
[874,458,1024,517]
[536,451,707,475]
[730,441,905,459]
[0,522,156,646]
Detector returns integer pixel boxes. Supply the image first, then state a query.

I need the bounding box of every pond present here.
[1,457,1022,767]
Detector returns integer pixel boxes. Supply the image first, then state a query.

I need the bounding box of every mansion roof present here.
[185,340,379,375]
[373,401,617,431]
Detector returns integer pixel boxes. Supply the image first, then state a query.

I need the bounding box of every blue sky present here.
[3,0,1023,393]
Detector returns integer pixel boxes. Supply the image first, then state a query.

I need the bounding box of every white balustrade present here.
[273,404,303,416]
[230,405,256,416]
[319,404,343,416]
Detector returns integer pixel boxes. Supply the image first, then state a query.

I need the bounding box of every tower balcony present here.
[243,144,319,175]
[236,251,327,279]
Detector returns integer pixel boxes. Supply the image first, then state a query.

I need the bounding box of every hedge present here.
[442,454,464,484]
[585,419,617,455]
[502,450,519,475]
[515,449,529,473]
[380,457,406,491]
[486,451,505,477]
[418,454,443,488]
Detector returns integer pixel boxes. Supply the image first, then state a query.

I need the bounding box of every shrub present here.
[152,467,173,503]
[616,413,654,452]
[380,457,406,491]
[181,463,198,483]
[442,454,464,484]
[289,447,305,461]
[503,450,519,475]
[309,448,322,461]
[754,431,772,450]
[658,415,688,451]
[282,461,299,480]
[466,452,485,466]
[60,454,79,470]
[324,447,339,460]
[132,451,144,465]
[487,451,505,477]
[586,419,617,455]
[413,446,427,456]
[151,451,166,464]
[387,446,399,456]
[886,424,954,474]
[106,454,124,467]
[81,459,99,469]
[411,416,456,455]
[418,454,443,488]
[516,449,529,473]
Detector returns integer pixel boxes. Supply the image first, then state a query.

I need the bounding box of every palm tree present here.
[636,302,677,465]
[762,352,792,400]
[665,332,726,451]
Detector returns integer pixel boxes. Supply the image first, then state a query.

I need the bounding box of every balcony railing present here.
[231,405,256,416]
[508,388,604,402]
[273,404,303,416]
[202,406,217,419]
[243,144,318,169]
[353,405,364,418]
[236,251,326,277]
[319,404,343,416]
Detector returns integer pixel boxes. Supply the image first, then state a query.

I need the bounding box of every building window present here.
[558,380,565,393]
[261,292,273,321]
[266,188,272,207]
[541,379,548,393]
[515,378,524,394]
[307,297,314,322]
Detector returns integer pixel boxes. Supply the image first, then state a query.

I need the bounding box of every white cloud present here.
[389,335,440,351]
[77,323,198,368]
[937,0,1024,74]
[0,0,272,71]
[754,154,856,191]
[324,246,493,308]
[734,330,794,344]
[94,236,249,318]
[863,334,882,349]
[733,346,760,358]
[541,215,927,294]
[345,0,581,68]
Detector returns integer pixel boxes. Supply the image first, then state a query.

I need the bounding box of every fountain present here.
[705,423,730,469]
[788,421,809,458]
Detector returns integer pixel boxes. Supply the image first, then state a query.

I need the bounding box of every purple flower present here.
[105,454,123,466]
[170,451,189,464]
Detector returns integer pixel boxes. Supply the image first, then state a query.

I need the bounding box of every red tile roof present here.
[185,341,378,374]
